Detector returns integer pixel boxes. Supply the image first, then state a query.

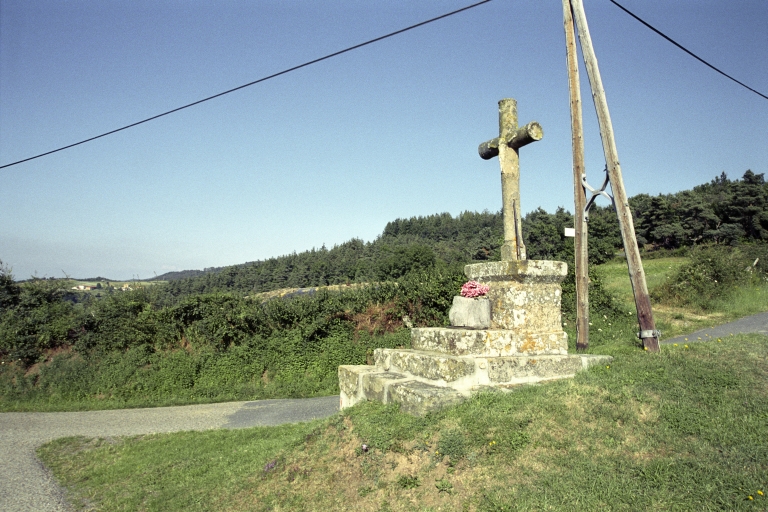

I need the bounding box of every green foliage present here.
[560,263,624,320]
[652,243,768,310]
[1,267,458,408]
[376,243,436,280]
[634,170,768,248]
[4,169,766,409]
[394,267,465,326]
[0,260,21,312]
[396,475,420,489]
[0,277,86,364]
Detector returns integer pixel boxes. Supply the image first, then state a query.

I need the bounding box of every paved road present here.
[0,396,340,512]
[661,311,768,344]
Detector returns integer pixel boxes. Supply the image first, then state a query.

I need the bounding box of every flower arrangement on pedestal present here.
[460,280,489,298]
[450,281,491,328]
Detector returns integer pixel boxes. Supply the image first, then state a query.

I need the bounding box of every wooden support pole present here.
[562,0,589,351]
[569,0,660,352]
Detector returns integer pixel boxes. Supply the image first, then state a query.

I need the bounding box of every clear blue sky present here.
[1,0,766,280]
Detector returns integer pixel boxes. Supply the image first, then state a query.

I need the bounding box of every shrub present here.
[394,267,465,326]
[652,244,766,310]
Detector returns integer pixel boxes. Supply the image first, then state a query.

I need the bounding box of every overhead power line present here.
[0,0,492,170]
[609,0,768,101]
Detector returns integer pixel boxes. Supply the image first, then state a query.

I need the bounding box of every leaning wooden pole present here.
[569,0,660,352]
[562,0,589,351]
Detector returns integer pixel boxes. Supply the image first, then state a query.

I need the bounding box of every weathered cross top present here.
[478,98,543,261]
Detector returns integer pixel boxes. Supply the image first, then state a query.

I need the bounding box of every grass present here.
[38,335,768,511]
[597,257,768,340]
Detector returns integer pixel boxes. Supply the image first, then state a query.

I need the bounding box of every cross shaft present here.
[478,98,543,261]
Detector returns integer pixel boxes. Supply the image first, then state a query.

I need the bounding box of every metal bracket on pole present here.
[638,330,661,339]
[582,166,614,221]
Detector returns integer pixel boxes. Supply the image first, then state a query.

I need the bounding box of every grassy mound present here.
[39,335,768,510]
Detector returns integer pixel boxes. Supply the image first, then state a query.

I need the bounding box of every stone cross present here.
[479,98,543,261]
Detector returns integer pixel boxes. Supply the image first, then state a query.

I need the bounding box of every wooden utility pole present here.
[562,0,589,351]
[569,0,660,352]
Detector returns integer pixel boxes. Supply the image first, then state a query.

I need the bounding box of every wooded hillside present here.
[161,170,767,297]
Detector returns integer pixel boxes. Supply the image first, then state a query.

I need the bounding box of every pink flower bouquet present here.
[460,280,489,298]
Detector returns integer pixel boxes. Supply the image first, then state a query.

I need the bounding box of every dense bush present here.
[0,277,87,365]
[652,243,768,310]
[0,267,470,407]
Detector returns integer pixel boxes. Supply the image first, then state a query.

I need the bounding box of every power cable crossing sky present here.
[1,0,765,171]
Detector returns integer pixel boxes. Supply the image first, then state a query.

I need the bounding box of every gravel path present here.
[0,395,339,512]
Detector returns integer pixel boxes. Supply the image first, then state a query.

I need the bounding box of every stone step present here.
[373,348,476,384]
[389,380,466,416]
[338,365,465,416]
[411,327,568,357]
[339,353,612,415]
[374,348,611,388]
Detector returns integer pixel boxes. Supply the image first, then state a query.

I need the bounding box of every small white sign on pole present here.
[564,227,576,238]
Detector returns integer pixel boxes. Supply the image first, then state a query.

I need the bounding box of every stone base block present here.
[448,296,491,329]
[411,327,568,357]
[389,381,465,416]
[464,260,567,331]
[339,365,467,416]
[374,348,612,388]
[487,355,582,383]
[339,365,382,409]
[340,352,613,415]
[374,349,475,383]
[362,370,408,403]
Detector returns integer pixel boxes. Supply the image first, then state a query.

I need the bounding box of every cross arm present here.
[478,122,544,160]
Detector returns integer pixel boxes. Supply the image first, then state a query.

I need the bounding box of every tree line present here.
[159,170,766,298]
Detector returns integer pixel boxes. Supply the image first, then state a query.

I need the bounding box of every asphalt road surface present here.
[661,311,768,344]
[0,395,340,512]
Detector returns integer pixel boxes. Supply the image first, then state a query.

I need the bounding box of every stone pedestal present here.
[339,260,611,415]
[467,259,567,331]
[448,296,491,329]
